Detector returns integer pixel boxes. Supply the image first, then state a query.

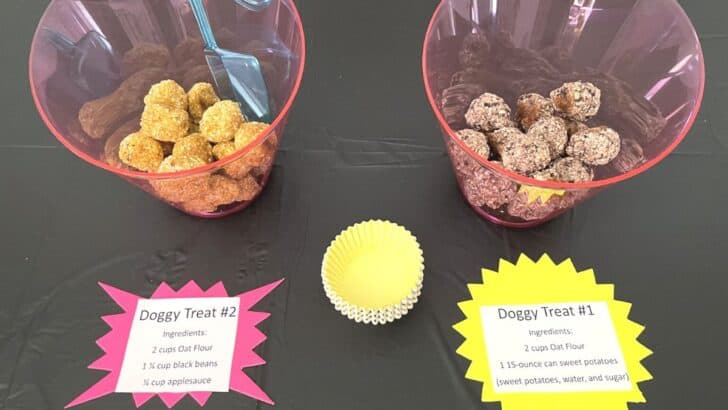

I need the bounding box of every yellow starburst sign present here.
[518,185,566,204]
[453,254,652,410]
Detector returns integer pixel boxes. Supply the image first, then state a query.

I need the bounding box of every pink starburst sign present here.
[67,279,284,408]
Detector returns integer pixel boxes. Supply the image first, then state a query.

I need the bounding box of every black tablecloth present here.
[2,1,727,409]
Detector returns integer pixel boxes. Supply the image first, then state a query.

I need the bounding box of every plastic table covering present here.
[1,1,727,409]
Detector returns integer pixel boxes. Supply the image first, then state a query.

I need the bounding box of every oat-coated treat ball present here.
[212,141,237,160]
[459,32,490,68]
[516,93,555,131]
[141,104,190,142]
[566,126,621,166]
[172,133,213,163]
[187,82,220,123]
[144,80,187,111]
[532,157,594,183]
[200,100,245,143]
[565,119,588,137]
[501,134,551,174]
[462,166,518,209]
[157,155,206,173]
[104,118,139,169]
[234,122,269,149]
[233,122,275,168]
[507,191,560,221]
[527,116,568,159]
[465,93,514,133]
[456,129,490,159]
[118,132,164,172]
[550,81,601,121]
[489,127,524,155]
[448,141,480,177]
[612,138,645,173]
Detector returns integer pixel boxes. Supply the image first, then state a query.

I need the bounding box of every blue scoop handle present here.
[235,0,272,11]
[188,0,218,49]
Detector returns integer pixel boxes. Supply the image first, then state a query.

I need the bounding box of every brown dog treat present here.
[459,32,490,68]
[527,116,568,159]
[78,68,167,139]
[104,118,140,168]
[465,93,514,133]
[122,43,171,78]
[462,166,518,209]
[489,127,525,158]
[172,37,205,66]
[501,134,551,174]
[550,81,601,121]
[181,65,215,90]
[516,93,554,131]
[566,126,621,166]
[612,138,645,173]
[532,157,594,183]
[456,129,491,159]
[237,176,262,201]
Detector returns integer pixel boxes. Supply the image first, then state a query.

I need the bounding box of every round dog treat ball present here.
[532,157,593,183]
[172,133,213,163]
[612,138,645,173]
[566,126,621,166]
[465,93,514,133]
[448,141,480,177]
[550,81,601,121]
[456,129,490,159]
[459,32,490,68]
[501,135,551,175]
[118,132,164,172]
[234,122,270,150]
[212,141,237,160]
[516,93,554,131]
[157,154,206,173]
[200,100,245,143]
[527,116,568,159]
[187,82,220,123]
[144,80,188,111]
[462,166,518,209]
[141,104,190,142]
[489,127,524,156]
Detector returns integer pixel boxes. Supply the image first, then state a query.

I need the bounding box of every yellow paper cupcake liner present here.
[322,220,425,325]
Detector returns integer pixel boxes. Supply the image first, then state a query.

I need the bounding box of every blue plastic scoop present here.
[188,0,271,122]
[43,29,121,99]
[234,0,272,11]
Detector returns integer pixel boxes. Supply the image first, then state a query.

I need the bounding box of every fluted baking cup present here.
[322,220,424,325]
